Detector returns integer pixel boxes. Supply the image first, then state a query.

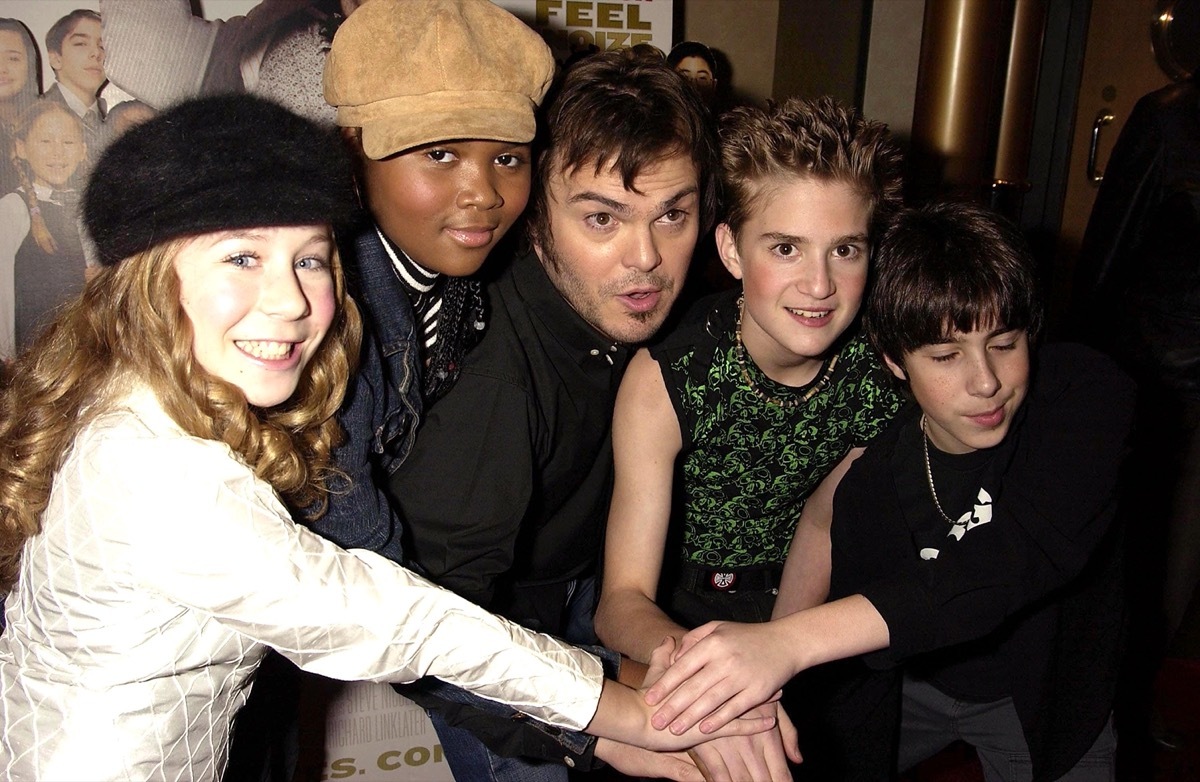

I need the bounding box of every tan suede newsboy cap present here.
[324,0,556,160]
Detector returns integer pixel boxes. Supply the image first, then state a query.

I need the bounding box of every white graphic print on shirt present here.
[919,487,993,560]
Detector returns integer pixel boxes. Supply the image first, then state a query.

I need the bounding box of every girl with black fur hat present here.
[0,94,769,781]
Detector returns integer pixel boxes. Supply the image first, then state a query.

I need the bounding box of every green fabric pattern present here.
[658,295,902,569]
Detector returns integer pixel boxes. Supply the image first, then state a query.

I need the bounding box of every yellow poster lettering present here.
[598,31,632,50]
[535,0,563,25]
[596,3,623,28]
[627,4,652,31]
[566,1,594,25]
[404,746,432,766]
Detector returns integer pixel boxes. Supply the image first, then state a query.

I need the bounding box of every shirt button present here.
[589,349,599,356]
[563,756,576,768]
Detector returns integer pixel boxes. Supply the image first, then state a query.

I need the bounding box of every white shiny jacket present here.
[0,385,602,781]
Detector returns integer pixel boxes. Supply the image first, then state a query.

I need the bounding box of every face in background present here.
[175,225,337,408]
[538,153,700,344]
[717,176,871,386]
[48,16,105,104]
[16,107,85,189]
[0,29,30,102]
[355,137,531,277]
[886,325,1031,455]
[673,55,715,94]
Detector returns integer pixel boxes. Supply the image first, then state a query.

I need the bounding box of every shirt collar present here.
[375,226,439,294]
[55,83,95,118]
[511,251,630,368]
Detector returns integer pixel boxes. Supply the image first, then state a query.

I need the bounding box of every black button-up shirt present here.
[390,250,630,630]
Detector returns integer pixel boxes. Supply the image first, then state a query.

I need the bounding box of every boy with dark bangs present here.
[644,201,1135,781]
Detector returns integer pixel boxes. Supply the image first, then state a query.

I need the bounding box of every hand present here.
[684,702,802,782]
[595,738,707,782]
[646,621,799,736]
[587,637,777,752]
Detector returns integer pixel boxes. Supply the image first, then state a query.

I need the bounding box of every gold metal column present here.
[909,0,1016,201]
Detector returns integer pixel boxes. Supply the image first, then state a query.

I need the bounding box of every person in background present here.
[0,102,87,359]
[644,201,1134,782]
[0,18,41,195]
[667,40,719,110]
[388,50,723,782]
[0,92,769,782]
[105,99,156,138]
[41,9,107,171]
[1068,67,1200,759]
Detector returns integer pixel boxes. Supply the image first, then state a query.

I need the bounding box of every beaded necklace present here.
[734,294,838,409]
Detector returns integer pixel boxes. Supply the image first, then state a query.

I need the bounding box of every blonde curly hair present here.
[0,234,362,589]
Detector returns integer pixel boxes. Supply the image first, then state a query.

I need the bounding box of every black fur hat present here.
[84,94,361,267]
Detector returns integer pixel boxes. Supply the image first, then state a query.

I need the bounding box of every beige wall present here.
[862,0,925,142]
[680,0,781,106]
[682,0,915,116]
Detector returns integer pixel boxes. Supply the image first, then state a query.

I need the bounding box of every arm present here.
[771,447,863,618]
[593,349,688,661]
[97,427,599,730]
[302,326,404,562]
[595,351,801,779]
[648,595,891,735]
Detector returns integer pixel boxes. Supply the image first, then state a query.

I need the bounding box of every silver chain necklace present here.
[920,414,959,525]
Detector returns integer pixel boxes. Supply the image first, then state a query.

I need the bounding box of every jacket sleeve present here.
[391,647,625,771]
[838,348,1136,662]
[389,369,537,608]
[94,428,603,732]
[301,326,405,563]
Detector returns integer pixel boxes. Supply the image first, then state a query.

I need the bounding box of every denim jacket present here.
[314,226,603,769]
[304,226,422,562]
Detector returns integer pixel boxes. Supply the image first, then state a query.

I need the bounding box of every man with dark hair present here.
[42,9,107,167]
[389,51,719,782]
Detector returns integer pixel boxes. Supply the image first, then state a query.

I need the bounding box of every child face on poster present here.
[0,28,30,102]
[15,106,86,189]
[48,14,106,101]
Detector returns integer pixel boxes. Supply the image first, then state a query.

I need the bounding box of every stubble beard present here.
[537,235,677,345]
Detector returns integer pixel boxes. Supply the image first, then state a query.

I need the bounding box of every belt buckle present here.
[709,571,737,591]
